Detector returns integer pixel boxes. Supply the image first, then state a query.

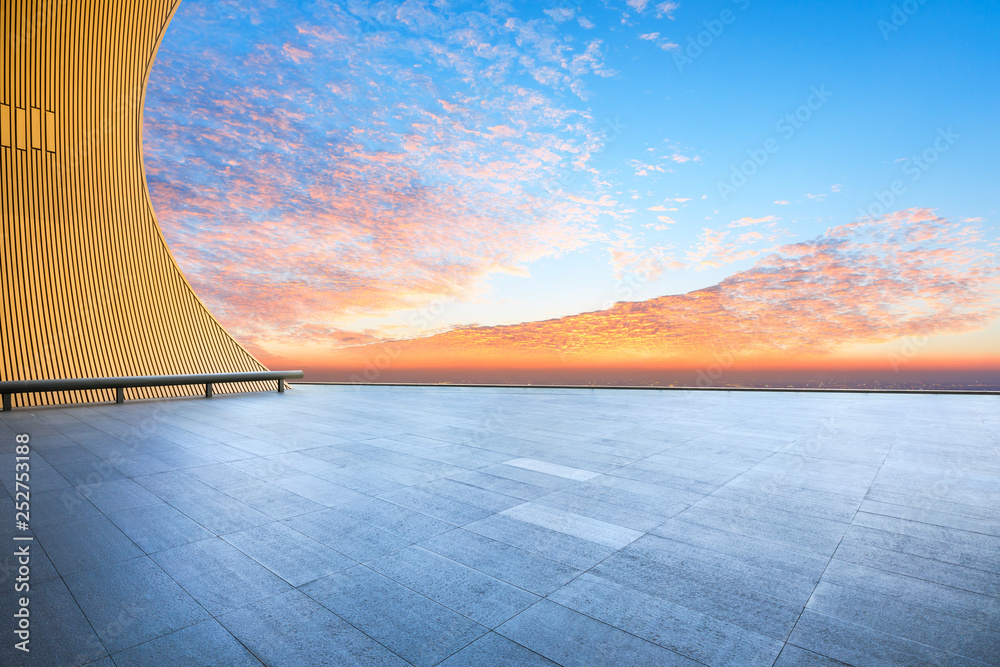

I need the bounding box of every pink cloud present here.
[730,215,779,227]
[282,43,313,63]
[145,0,632,356]
[328,209,1000,366]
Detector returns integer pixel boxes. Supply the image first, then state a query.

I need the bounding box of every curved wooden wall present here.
[1,0,274,408]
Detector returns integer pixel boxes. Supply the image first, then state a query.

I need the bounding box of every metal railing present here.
[0,371,304,411]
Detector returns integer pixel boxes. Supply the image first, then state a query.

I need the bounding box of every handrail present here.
[0,371,304,411]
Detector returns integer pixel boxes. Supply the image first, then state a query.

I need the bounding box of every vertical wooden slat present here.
[0,0,274,407]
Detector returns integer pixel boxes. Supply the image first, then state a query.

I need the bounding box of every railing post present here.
[277,380,285,393]
[115,387,124,404]
[2,393,10,411]
[205,382,214,398]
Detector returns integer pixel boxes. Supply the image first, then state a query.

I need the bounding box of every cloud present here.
[281,43,313,63]
[501,18,616,92]
[774,200,790,205]
[655,2,680,19]
[145,0,620,350]
[604,214,783,275]
[685,227,762,269]
[568,194,618,207]
[630,155,700,175]
[543,7,575,23]
[487,124,519,138]
[729,215,778,227]
[605,230,680,282]
[325,210,1000,366]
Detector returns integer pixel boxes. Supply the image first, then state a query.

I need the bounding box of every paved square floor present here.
[1,385,998,665]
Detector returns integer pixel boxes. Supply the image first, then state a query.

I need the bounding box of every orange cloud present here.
[318,209,1000,373]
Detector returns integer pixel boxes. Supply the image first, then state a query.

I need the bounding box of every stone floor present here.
[1,384,998,666]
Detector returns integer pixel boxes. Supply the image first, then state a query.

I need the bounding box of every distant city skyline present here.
[144,0,1000,388]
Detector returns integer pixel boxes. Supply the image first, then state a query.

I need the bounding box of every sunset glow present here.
[144,0,1000,389]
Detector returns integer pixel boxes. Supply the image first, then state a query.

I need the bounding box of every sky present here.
[143,0,1000,388]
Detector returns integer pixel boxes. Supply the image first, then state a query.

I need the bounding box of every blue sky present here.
[143,0,999,371]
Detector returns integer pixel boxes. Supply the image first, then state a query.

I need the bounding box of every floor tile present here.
[107,503,214,553]
[496,599,699,666]
[219,590,407,666]
[806,580,1000,664]
[464,513,617,570]
[273,474,367,506]
[502,458,601,481]
[34,515,143,575]
[438,632,558,666]
[111,619,264,666]
[500,502,643,549]
[378,487,493,525]
[76,478,162,514]
[420,528,581,596]
[224,483,325,520]
[152,538,292,616]
[65,556,209,653]
[302,565,487,666]
[168,489,272,535]
[0,577,107,666]
[222,522,355,586]
[335,496,456,541]
[283,508,411,562]
[368,546,540,627]
[28,487,103,527]
[787,610,985,667]
[550,572,784,666]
